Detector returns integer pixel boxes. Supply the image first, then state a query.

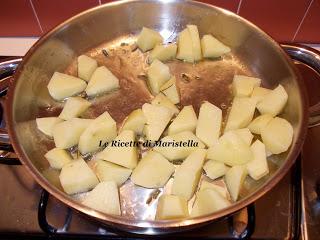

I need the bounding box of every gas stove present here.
[0,44,319,240]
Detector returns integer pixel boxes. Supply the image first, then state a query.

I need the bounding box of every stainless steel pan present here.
[0,0,316,234]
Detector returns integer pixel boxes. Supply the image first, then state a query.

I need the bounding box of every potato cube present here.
[95,160,132,186]
[156,195,189,220]
[168,105,197,135]
[231,128,253,146]
[47,72,87,101]
[232,75,261,97]
[248,114,273,135]
[160,76,180,104]
[224,97,256,131]
[59,158,99,195]
[247,140,269,180]
[149,44,177,63]
[142,103,173,141]
[147,59,171,95]
[151,93,179,115]
[153,131,205,161]
[131,151,174,188]
[53,118,93,149]
[196,101,222,147]
[191,188,231,217]
[257,85,288,116]
[251,86,271,103]
[199,180,229,199]
[120,109,146,135]
[82,181,121,215]
[78,111,117,154]
[187,25,202,61]
[207,131,253,166]
[44,148,72,169]
[201,34,231,58]
[203,160,228,180]
[261,117,293,154]
[77,55,97,81]
[96,130,138,169]
[85,66,119,97]
[172,149,207,200]
[136,27,163,52]
[36,117,64,137]
[59,97,91,120]
[225,165,247,201]
[176,29,194,63]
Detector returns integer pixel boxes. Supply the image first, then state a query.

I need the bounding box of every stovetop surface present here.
[0,45,320,239]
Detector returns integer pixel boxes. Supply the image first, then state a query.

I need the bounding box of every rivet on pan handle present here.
[281,44,320,128]
[0,58,22,165]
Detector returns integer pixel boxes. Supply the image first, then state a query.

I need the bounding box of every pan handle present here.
[281,44,320,128]
[0,58,22,165]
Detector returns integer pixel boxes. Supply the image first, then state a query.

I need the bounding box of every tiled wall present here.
[1,0,319,42]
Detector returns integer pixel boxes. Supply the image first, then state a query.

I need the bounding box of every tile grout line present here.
[236,0,243,14]
[29,0,44,33]
[292,0,314,42]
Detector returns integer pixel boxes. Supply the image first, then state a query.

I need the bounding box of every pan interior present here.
[11,0,305,222]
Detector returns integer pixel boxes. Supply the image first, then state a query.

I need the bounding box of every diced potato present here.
[156,195,189,220]
[160,76,180,104]
[59,158,99,195]
[44,148,72,169]
[147,59,171,95]
[201,34,231,58]
[232,75,261,97]
[251,86,271,103]
[176,29,194,63]
[78,111,117,154]
[120,109,146,135]
[187,25,202,61]
[85,66,119,97]
[203,160,228,180]
[207,131,253,166]
[47,72,87,101]
[77,55,98,81]
[231,128,253,146]
[224,97,256,131]
[172,149,207,200]
[95,160,132,186]
[82,181,120,215]
[247,140,269,180]
[53,118,93,149]
[96,130,138,169]
[168,105,197,135]
[199,180,229,199]
[191,188,231,217]
[131,151,174,188]
[225,165,247,201]
[136,27,163,52]
[248,114,273,135]
[153,131,205,161]
[196,101,222,147]
[261,117,293,154]
[59,97,91,120]
[151,93,179,115]
[257,85,288,116]
[142,103,173,141]
[149,44,177,63]
[36,117,64,137]
[266,149,273,157]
